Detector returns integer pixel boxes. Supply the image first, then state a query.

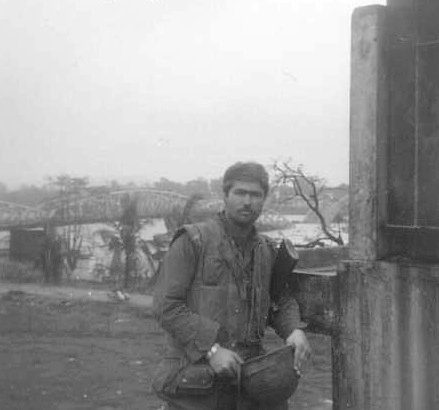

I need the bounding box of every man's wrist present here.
[206,343,220,359]
[287,328,304,338]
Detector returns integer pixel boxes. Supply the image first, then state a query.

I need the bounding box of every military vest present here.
[181,218,275,348]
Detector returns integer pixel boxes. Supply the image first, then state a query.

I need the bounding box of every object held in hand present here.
[240,345,300,405]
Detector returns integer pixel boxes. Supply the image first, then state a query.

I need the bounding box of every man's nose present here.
[243,194,252,205]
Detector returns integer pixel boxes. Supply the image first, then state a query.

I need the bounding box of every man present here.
[153,162,311,409]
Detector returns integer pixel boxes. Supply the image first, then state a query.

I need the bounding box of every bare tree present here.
[273,161,344,247]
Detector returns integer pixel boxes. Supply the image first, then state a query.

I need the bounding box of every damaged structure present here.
[334,1,439,408]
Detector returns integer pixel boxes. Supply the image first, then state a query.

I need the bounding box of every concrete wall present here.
[338,3,439,409]
[334,261,439,410]
[348,5,388,261]
[297,246,348,270]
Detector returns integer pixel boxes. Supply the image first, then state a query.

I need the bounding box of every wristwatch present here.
[206,343,220,359]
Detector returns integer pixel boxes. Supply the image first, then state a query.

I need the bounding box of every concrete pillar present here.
[387,0,414,8]
[334,6,389,410]
[348,5,388,261]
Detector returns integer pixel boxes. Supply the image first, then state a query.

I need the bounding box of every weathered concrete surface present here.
[349,5,388,261]
[296,246,348,270]
[294,269,338,334]
[341,3,439,409]
[386,6,416,228]
[334,261,439,410]
[385,0,439,259]
[293,247,349,334]
[387,0,414,8]
[387,0,433,8]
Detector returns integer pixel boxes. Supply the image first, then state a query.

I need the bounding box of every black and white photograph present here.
[0,0,437,409]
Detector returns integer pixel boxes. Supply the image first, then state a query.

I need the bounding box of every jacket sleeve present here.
[152,233,220,363]
[267,239,307,339]
[268,292,307,340]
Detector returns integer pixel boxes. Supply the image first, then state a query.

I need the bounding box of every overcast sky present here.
[0,0,385,189]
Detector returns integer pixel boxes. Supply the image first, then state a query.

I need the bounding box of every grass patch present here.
[0,259,44,283]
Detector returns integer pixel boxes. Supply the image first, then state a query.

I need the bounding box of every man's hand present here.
[286,329,311,373]
[208,346,243,378]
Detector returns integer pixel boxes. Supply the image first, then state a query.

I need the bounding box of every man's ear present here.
[223,186,231,200]
[222,193,228,207]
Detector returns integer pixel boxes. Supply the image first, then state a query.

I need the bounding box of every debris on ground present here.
[107,290,130,302]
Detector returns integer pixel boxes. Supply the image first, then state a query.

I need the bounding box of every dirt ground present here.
[0,284,332,410]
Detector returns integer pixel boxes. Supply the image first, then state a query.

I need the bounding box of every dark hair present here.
[222,162,269,196]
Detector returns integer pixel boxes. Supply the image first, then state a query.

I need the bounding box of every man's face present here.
[224,180,266,227]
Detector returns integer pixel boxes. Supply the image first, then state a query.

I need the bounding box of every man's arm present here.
[268,238,306,338]
[270,290,311,371]
[152,233,220,363]
[269,291,306,339]
[268,239,311,370]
